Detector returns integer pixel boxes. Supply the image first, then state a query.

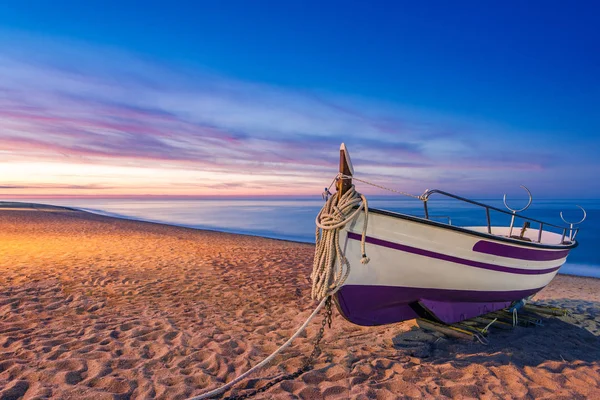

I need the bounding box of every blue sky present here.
[0,1,598,197]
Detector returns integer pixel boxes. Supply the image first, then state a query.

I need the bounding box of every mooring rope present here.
[312,184,369,301]
[187,184,368,400]
[187,297,328,400]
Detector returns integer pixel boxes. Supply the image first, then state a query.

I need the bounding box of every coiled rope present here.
[312,184,370,301]
[187,182,368,400]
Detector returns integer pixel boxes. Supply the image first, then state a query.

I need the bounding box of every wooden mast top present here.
[337,143,354,200]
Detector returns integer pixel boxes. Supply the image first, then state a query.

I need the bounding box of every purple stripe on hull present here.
[346,232,562,275]
[336,285,543,326]
[473,240,570,261]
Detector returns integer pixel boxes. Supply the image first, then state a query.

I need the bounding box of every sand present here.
[0,204,599,399]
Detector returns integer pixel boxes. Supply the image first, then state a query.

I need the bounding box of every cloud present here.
[0,32,595,197]
[0,184,113,190]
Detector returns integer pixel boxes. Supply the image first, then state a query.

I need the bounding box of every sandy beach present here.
[1,204,599,399]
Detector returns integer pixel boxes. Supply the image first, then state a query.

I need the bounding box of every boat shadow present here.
[392,299,600,368]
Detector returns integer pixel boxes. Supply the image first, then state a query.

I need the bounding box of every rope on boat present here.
[481,318,497,334]
[312,184,370,301]
[187,185,369,399]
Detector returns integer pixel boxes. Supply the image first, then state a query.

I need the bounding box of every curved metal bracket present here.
[504,185,532,238]
[560,205,587,225]
[503,185,533,213]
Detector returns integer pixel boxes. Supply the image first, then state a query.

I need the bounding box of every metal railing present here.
[420,189,580,244]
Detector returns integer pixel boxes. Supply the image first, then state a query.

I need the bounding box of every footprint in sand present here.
[0,379,30,399]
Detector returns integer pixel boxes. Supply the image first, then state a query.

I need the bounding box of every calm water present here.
[13,197,600,278]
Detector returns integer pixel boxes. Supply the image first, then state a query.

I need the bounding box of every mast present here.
[337,143,354,200]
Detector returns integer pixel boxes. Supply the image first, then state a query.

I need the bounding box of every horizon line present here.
[2,194,598,201]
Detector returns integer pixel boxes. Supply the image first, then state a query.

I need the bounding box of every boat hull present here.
[335,209,575,325]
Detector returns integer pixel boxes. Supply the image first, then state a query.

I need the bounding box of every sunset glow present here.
[1,2,598,198]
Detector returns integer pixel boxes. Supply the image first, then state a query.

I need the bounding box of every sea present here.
[13,197,600,279]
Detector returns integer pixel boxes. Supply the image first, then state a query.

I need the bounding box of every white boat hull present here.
[335,208,575,325]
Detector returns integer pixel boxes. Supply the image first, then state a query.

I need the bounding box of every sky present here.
[0,1,598,198]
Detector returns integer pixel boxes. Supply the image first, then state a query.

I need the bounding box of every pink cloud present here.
[0,36,596,197]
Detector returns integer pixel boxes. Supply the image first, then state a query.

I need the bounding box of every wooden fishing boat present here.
[331,144,584,326]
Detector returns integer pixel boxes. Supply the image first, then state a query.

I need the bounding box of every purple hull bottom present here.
[335,284,544,325]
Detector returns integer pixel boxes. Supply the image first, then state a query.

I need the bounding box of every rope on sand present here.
[187,184,368,399]
[187,298,328,400]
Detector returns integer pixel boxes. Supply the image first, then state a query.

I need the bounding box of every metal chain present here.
[222,297,333,400]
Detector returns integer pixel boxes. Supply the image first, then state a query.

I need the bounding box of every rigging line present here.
[338,174,426,200]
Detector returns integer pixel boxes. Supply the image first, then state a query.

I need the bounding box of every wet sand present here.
[1,204,599,399]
